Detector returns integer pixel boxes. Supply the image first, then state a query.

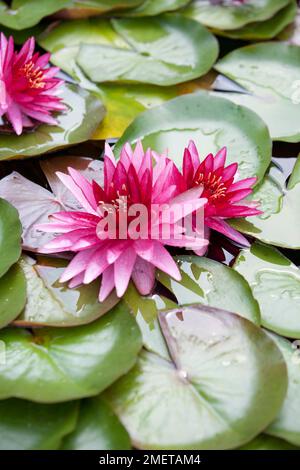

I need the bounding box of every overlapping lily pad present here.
[0,84,105,160]
[266,333,300,446]
[0,198,22,277]
[239,434,299,450]
[157,256,260,325]
[183,0,291,30]
[107,305,287,450]
[61,397,131,450]
[230,157,300,249]
[234,242,300,338]
[0,302,142,403]
[57,1,143,19]
[115,92,272,182]
[118,0,190,17]
[214,42,300,142]
[0,265,26,329]
[0,399,78,450]
[13,256,118,328]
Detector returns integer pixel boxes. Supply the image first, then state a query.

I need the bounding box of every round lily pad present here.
[266,333,300,446]
[61,397,131,450]
[0,399,78,450]
[106,305,287,450]
[0,83,105,160]
[57,1,143,19]
[214,2,297,41]
[13,256,119,328]
[157,256,260,325]
[239,434,300,450]
[76,15,219,86]
[230,157,300,249]
[0,264,26,329]
[183,0,291,31]
[214,42,300,142]
[0,302,142,403]
[0,0,70,29]
[234,242,300,338]
[119,0,190,16]
[115,92,272,183]
[0,198,22,277]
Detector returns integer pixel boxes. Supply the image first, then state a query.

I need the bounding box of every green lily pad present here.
[61,397,131,450]
[0,0,70,30]
[115,92,271,183]
[0,399,78,450]
[119,0,190,17]
[278,6,300,45]
[239,434,300,450]
[230,157,300,249]
[107,305,287,449]
[234,242,300,338]
[58,1,143,19]
[266,333,300,446]
[0,264,26,329]
[183,0,291,30]
[214,42,300,142]
[214,1,297,41]
[13,256,118,328]
[0,198,22,277]
[157,256,260,325]
[75,15,218,86]
[0,301,142,403]
[0,83,105,160]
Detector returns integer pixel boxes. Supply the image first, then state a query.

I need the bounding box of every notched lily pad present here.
[234,242,300,338]
[0,83,105,160]
[0,301,142,402]
[0,0,70,29]
[107,304,287,450]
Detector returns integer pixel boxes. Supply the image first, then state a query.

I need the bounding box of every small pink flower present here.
[0,34,65,135]
[38,142,208,301]
[181,140,262,249]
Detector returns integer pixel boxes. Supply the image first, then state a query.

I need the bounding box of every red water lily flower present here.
[38,142,208,301]
[181,140,261,250]
[0,34,65,135]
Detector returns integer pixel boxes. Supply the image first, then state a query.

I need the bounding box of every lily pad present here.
[0,198,22,277]
[183,0,291,31]
[266,333,300,446]
[214,42,300,142]
[278,6,300,45]
[239,434,300,450]
[61,397,131,450]
[0,399,78,450]
[57,1,143,19]
[0,83,105,160]
[157,256,260,325]
[0,0,70,30]
[234,242,300,338]
[115,92,272,183]
[230,157,300,249]
[76,15,219,86]
[13,256,119,328]
[0,301,142,403]
[119,0,191,17]
[0,264,26,329]
[214,2,297,41]
[106,305,287,450]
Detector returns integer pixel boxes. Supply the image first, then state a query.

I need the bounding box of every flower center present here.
[195,172,227,202]
[19,61,46,89]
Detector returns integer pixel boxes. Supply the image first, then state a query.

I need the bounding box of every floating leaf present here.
[0,198,22,277]
[214,43,300,142]
[239,434,299,450]
[0,157,103,251]
[0,265,26,329]
[13,256,119,328]
[61,397,131,450]
[266,333,300,446]
[0,399,78,450]
[183,0,291,30]
[0,83,105,160]
[278,5,300,45]
[115,92,272,183]
[230,157,300,249]
[234,242,300,338]
[0,0,70,29]
[118,0,191,17]
[57,0,143,19]
[107,305,287,450]
[0,301,142,403]
[76,16,218,86]
[157,256,260,325]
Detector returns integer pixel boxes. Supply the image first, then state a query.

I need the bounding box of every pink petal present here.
[99,265,115,302]
[114,247,137,297]
[132,257,155,296]
[205,217,250,246]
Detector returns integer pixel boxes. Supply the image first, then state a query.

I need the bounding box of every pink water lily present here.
[38,142,208,301]
[180,141,262,249]
[0,34,65,135]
